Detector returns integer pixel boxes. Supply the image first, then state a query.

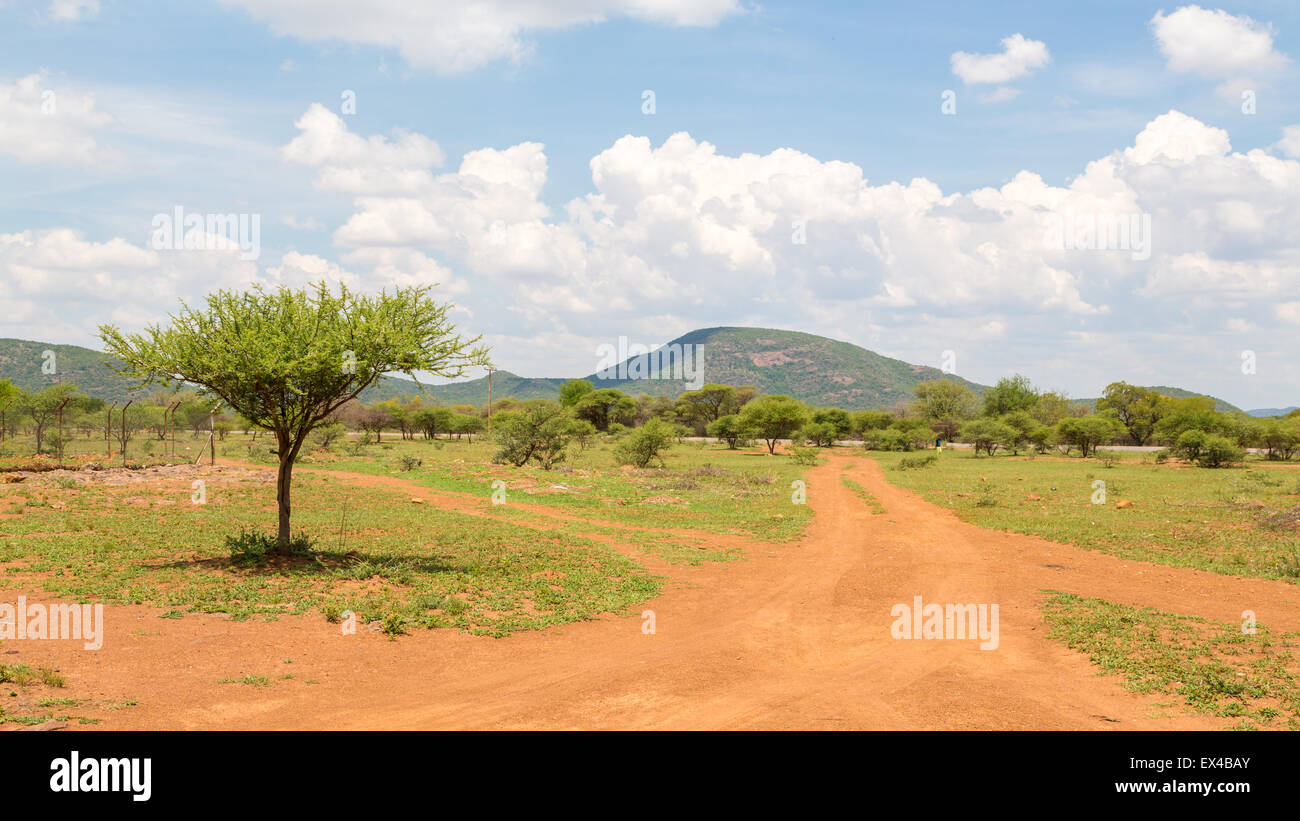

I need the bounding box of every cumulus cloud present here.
[281,103,446,194]
[218,0,742,73]
[48,0,99,21]
[950,33,1050,85]
[0,74,116,166]
[1277,125,1300,159]
[268,103,1300,384]
[1151,5,1289,100]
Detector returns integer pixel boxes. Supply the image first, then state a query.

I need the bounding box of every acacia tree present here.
[100,282,489,552]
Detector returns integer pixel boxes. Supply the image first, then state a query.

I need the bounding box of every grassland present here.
[868,448,1300,582]
[1042,593,1300,730]
[0,433,812,641]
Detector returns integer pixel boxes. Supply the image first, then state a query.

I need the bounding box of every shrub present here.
[896,453,938,470]
[1195,435,1244,468]
[226,528,314,563]
[802,420,840,447]
[308,422,347,451]
[1055,415,1121,457]
[960,418,1016,456]
[613,418,675,468]
[492,401,572,469]
[788,445,819,465]
[1173,429,1208,463]
[707,414,753,449]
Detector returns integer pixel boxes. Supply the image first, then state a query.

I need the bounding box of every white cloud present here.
[219,0,743,74]
[48,0,99,21]
[979,86,1021,103]
[1151,5,1289,100]
[273,104,1300,367]
[951,34,1050,85]
[281,103,446,194]
[0,74,116,166]
[1277,125,1300,159]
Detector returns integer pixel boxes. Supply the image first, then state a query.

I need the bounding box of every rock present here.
[410,498,425,504]
[1115,499,1134,509]
[18,720,67,732]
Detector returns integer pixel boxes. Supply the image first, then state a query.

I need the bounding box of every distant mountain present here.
[8,331,1283,415]
[414,326,989,410]
[1,328,987,411]
[1246,406,1299,418]
[0,338,429,405]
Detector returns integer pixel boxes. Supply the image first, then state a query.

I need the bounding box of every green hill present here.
[9,330,1261,415]
[411,327,989,410]
[0,329,986,410]
[0,337,436,405]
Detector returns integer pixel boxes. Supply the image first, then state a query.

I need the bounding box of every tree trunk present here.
[275,427,295,552]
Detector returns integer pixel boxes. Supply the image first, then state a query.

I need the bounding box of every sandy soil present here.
[5,451,1298,730]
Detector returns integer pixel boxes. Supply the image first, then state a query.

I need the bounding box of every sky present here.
[1,0,1298,408]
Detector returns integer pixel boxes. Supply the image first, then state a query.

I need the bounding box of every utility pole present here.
[106,403,116,460]
[55,398,71,462]
[209,401,223,467]
[166,400,180,459]
[121,400,133,467]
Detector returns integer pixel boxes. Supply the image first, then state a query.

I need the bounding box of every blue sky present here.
[2,1,1299,407]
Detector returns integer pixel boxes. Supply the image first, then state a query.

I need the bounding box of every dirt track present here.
[8,451,1300,730]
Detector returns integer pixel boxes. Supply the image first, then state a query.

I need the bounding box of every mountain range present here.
[0,329,1281,414]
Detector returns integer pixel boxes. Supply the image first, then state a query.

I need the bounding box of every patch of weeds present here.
[0,663,65,687]
[225,528,315,564]
[895,454,938,470]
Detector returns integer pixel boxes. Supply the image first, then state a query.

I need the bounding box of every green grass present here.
[870,449,1300,581]
[840,476,886,514]
[0,663,65,687]
[286,436,813,542]
[1,433,817,637]
[1042,592,1300,730]
[0,469,660,637]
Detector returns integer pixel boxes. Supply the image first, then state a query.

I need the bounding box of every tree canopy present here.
[99,281,489,550]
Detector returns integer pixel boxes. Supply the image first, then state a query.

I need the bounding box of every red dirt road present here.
[7,452,1299,730]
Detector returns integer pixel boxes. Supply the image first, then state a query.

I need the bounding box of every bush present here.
[308,422,347,451]
[707,414,753,449]
[493,401,571,469]
[788,445,820,465]
[1173,429,1208,463]
[1195,435,1244,468]
[960,418,1016,456]
[896,453,938,470]
[863,428,910,451]
[1055,415,1121,457]
[802,421,840,447]
[613,418,675,468]
[226,528,314,563]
